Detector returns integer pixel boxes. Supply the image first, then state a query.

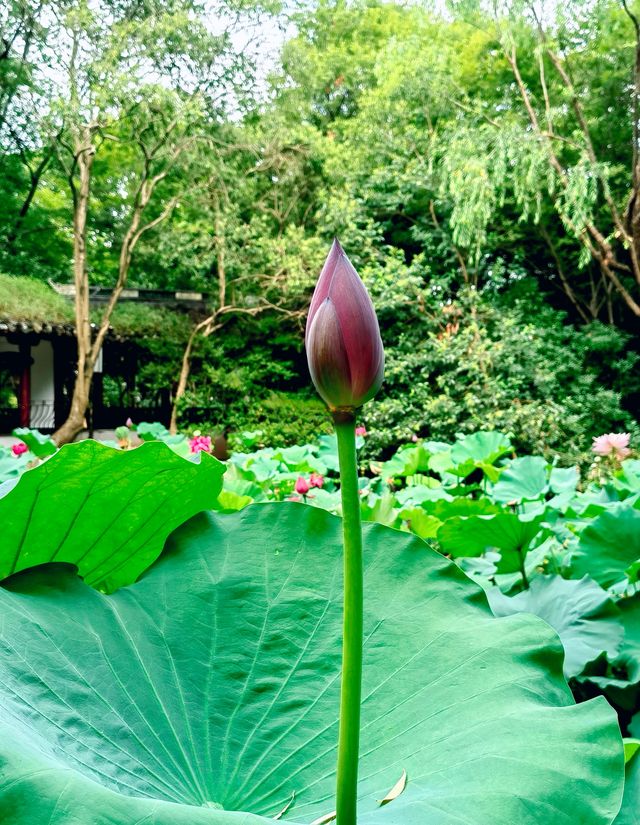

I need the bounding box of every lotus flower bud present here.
[295,476,311,495]
[306,240,384,413]
[11,441,28,457]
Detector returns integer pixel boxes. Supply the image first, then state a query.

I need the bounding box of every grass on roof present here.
[0,273,74,325]
[0,274,192,341]
[108,301,192,340]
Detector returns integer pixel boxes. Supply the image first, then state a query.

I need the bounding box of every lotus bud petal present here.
[306,239,384,413]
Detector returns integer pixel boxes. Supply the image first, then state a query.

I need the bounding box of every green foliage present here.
[107,302,192,341]
[179,317,332,446]
[362,294,639,460]
[0,487,624,824]
[229,393,333,448]
[3,0,640,441]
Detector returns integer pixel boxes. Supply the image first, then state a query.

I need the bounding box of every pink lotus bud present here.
[11,441,28,457]
[355,426,367,437]
[309,472,324,488]
[295,476,311,495]
[125,417,133,428]
[190,435,212,454]
[306,239,384,413]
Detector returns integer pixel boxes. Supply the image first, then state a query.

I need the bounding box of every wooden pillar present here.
[18,342,30,427]
[53,339,67,429]
[91,373,103,433]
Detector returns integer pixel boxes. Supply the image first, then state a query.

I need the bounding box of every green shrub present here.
[236,392,332,447]
[362,292,639,462]
[191,391,332,449]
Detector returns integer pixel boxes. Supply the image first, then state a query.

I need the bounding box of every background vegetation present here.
[1,0,639,455]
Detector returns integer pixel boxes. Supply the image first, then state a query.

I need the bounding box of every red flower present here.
[306,239,384,412]
[355,426,367,437]
[190,435,212,454]
[309,472,325,488]
[295,476,311,495]
[11,442,28,457]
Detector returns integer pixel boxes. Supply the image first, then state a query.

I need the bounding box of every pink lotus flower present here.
[190,435,212,454]
[592,432,631,459]
[11,441,28,457]
[125,417,133,428]
[295,476,311,495]
[355,426,367,437]
[309,472,324,488]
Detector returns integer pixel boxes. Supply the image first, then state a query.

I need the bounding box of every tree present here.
[165,129,322,431]
[0,1,71,272]
[45,0,250,444]
[446,0,640,320]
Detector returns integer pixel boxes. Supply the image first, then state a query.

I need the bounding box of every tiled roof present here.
[0,318,126,341]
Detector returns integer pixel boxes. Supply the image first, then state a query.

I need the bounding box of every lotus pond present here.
[0,423,638,823]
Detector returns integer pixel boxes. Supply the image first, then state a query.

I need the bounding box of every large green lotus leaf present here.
[619,594,640,666]
[360,490,399,526]
[421,496,500,519]
[572,504,640,588]
[393,483,448,507]
[378,444,431,478]
[549,465,580,495]
[490,456,548,503]
[437,512,548,573]
[0,504,623,825]
[397,507,442,539]
[272,445,328,475]
[614,460,640,497]
[614,750,640,824]
[486,575,624,678]
[0,440,223,592]
[315,435,340,472]
[450,430,512,466]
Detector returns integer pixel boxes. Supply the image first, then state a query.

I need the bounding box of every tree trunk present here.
[53,365,92,444]
[52,127,95,446]
[169,318,212,434]
[170,202,225,434]
[52,119,178,444]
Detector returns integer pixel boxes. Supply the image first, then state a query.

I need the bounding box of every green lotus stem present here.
[334,412,363,825]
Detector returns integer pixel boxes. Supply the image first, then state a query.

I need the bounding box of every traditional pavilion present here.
[0,278,206,433]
